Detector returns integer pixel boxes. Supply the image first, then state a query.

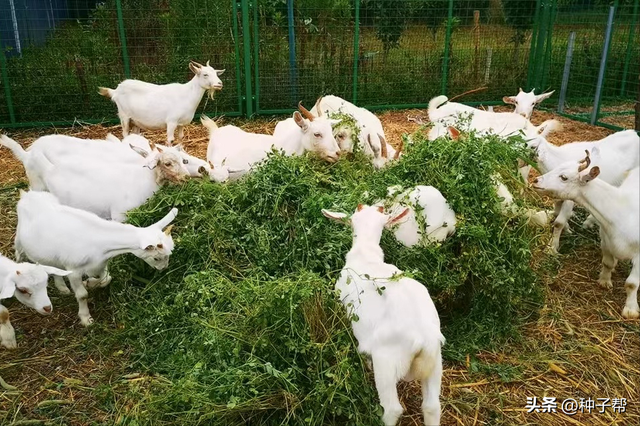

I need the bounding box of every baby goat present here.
[1,254,70,348]
[323,204,444,426]
[99,60,224,145]
[532,152,639,319]
[15,191,178,325]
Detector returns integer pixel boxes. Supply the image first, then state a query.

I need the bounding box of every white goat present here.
[322,204,444,426]
[503,88,555,120]
[204,102,341,182]
[0,254,70,349]
[310,95,398,168]
[1,135,187,221]
[99,61,224,145]
[1,134,152,190]
[527,130,640,252]
[532,152,639,319]
[32,148,185,221]
[428,95,559,143]
[380,185,456,247]
[15,191,178,326]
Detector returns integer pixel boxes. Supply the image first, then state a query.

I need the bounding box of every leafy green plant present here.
[97,127,548,425]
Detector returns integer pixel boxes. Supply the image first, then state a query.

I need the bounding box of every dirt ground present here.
[0,108,637,426]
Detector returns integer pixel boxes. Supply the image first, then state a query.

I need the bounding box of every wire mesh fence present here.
[0,0,638,129]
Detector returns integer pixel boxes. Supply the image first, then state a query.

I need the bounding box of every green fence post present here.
[540,0,557,91]
[241,0,254,117]
[532,0,550,90]
[352,0,360,104]
[253,0,260,112]
[441,0,454,95]
[232,0,244,115]
[115,0,131,78]
[0,39,16,124]
[526,0,543,90]
[620,0,639,97]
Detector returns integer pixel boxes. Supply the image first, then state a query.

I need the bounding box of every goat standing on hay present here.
[99,60,224,145]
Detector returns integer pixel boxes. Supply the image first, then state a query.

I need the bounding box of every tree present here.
[502,0,537,63]
[371,0,408,56]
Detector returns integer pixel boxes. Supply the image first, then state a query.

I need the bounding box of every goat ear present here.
[535,90,555,103]
[0,277,16,299]
[366,133,381,157]
[130,144,149,158]
[163,224,174,236]
[151,208,178,230]
[156,146,164,153]
[387,208,410,225]
[321,209,349,223]
[503,96,517,105]
[293,112,308,131]
[189,62,201,75]
[581,166,600,183]
[216,69,225,76]
[39,265,72,277]
[447,126,461,140]
[174,144,184,152]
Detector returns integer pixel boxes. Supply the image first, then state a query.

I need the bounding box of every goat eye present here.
[560,175,568,181]
[203,74,209,77]
[314,132,322,138]
[17,288,30,295]
[164,162,172,167]
[154,257,161,261]
[182,159,189,164]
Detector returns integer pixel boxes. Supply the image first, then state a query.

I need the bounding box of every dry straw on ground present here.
[0,109,637,426]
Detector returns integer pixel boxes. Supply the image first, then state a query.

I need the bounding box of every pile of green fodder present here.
[102,129,548,425]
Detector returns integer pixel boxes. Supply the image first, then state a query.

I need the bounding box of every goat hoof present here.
[622,307,640,319]
[382,405,403,426]
[597,279,613,290]
[1,338,17,349]
[80,316,94,327]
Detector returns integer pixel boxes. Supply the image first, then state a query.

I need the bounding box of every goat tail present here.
[200,114,218,133]
[0,135,29,163]
[535,119,562,138]
[98,87,114,99]
[428,95,449,119]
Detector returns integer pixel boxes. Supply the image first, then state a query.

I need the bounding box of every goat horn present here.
[314,97,323,117]
[393,139,403,160]
[577,149,591,172]
[298,102,315,121]
[190,60,203,68]
[379,134,388,159]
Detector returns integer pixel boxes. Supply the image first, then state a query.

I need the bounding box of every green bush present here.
[99,129,547,425]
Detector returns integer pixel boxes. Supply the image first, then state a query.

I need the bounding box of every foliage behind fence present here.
[0,0,638,128]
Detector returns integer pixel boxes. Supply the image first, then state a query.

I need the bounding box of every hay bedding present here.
[1,110,638,426]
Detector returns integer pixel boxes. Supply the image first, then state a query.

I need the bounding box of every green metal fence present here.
[0,0,638,129]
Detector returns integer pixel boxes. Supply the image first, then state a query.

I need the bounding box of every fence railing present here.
[0,0,638,129]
